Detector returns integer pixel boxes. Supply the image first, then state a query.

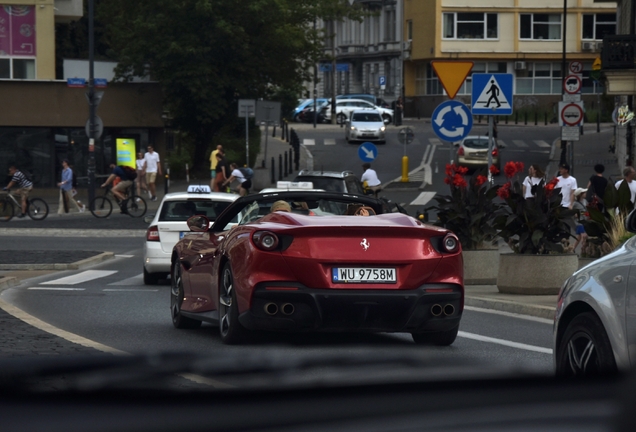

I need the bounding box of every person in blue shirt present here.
[57,159,83,214]
[101,163,134,202]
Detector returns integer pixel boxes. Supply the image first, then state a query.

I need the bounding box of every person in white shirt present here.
[223,163,251,196]
[556,163,577,209]
[361,163,381,196]
[522,164,545,199]
[614,166,636,203]
[143,145,162,201]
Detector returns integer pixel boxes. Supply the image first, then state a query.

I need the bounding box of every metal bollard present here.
[515,112,518,124]
[524,112,527,125]
[279,154,283,181]
[164,167,170,195]
[284,152,288,177]
[272,125,276,137]
[545,112,548,125]
[534,111,537,125]
[288,149,293,173]
[285,123,290,143]
[505,116,508,125]
[271,157,275,184]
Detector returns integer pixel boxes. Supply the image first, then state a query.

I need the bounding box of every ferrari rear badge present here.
[360,238,369,251]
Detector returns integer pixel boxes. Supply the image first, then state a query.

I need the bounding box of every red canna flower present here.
[515,162,525,175]
[444,176,451,185]
[497,182,511,199]
[503,161,519,178]
[475,175,488,187]
[452,174,467,188]
[489,165,500,175]
[445,164,454,176]
[544,177,559,196]
[456,166,469,175]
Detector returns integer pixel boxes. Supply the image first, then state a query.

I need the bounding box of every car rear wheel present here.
[556,312,616,376]
[170,261,201,329]
[144,267,160,285]
[219,261,249,344]
[412,325,459,346]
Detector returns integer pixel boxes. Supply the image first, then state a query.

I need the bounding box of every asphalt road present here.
[1,235,554,385]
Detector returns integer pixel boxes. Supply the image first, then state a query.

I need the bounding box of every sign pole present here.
[245,114,249,167]
[488,114,494,182]
[87,0,96,211]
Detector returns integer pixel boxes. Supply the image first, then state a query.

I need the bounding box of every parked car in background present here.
[293,170,365,195]
[345,110,386,144]
[143,185,239,284]
[337,94,390,108]
[298,100,329,123]
[291,98,328,122]
[322,99,393,124]
[454,135,501,173]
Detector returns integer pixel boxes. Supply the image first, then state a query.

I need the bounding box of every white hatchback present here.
[143,185,239,284]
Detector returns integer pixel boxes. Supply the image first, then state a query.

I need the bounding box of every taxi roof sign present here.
[276,181,314,190]
[187,184,212,193]
[431,61,474,99]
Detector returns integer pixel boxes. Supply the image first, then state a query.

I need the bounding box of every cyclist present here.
[101,163,134,213]
[3,164,33,218]
[361,163,381,197]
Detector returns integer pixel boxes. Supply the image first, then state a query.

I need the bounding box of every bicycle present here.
[90,184,147,218]
[0,190,49,222]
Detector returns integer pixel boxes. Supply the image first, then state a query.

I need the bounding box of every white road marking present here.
[27,287,85,291]
[428,137,442,145]
[458,331,553,354]
[303,138,315,146]
[103,289,159,292]
[40,270,118,285]
[409,192,437,206]
[512,140,528,148]
[324,138,336,145]
[115,254,135,258]
[108,274,143,286]
[464,306,553,324]
[534,140,550,148]
[497,139,506,148]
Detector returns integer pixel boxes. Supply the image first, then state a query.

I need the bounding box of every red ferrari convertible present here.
[170,191,463,345]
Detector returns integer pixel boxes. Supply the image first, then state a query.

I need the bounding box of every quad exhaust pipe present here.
[264,302,295,316]
[431,304,455,317]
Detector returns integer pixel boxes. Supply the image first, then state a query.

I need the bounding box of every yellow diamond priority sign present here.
[592,57,602,71]
[431,61,474,99]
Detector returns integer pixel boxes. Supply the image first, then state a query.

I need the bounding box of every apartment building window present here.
[582,13,616,40]
[407,20,413,41]
[0,58,35,79]
[520,14,561,40]
[456,62,507,95]
[384,8,396,42]
[0,5,36,79]
[443,13,498,39]
[515,63,562,94]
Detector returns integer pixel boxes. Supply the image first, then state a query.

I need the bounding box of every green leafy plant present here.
[491,162,577,254]
[427,165,501,250]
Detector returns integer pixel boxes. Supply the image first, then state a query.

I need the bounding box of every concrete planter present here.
[497,253,579,295]
[463,249,500,285]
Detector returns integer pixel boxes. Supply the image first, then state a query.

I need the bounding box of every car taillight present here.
[252,231,279,251]
[146,225,159,242]
[442,234,460,253]
[492,148,498,157]
[457,147,464,156]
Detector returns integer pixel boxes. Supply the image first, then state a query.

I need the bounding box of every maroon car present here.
[170,191,464,345]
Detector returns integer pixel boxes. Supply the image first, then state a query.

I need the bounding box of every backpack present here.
[239,167,254,179]
[22,169,33,183]
[122,165,138,180]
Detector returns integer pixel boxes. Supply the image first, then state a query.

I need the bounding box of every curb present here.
[0,276,18,289]
[464,296,556,320]
[0,252,114,271]
[0,229,146,237]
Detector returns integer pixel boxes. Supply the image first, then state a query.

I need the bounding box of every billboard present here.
[116,138,136,168]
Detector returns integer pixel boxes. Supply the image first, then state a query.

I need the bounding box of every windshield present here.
[293,177,346,193]
[351,113,382,122]
[159,199,233,221]
[462,138,490,149]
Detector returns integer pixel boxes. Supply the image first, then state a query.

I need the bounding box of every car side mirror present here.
[626,210,636,233]
[187,215,210,232]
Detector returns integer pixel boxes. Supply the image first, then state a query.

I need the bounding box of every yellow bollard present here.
[401,156,409,182]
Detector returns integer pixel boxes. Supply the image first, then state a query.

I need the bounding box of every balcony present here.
[601,35,636,95]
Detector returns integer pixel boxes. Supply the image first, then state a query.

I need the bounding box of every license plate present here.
[332,268,396,283]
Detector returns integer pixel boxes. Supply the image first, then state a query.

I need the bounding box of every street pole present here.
[488,114,494,183]
[313,15,317,129]
[560,0,568,170]
[245,114,249,167]
[87,0,96,210]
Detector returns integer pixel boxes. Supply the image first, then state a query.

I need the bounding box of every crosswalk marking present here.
[28,287,85,291]
[40,270,118,286]
[303,138,315,146]
[409,192,436,206]
[108,274,143,286]
[512,140,528,148]
[115,254,134,258]
[324,138,336,145]
[103,288,159,292]
[534,140,550,148]
[428,137,442,145]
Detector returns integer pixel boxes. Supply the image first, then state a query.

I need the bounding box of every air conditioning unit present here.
[403,40,412,51]
[514,61,526,70]
[403,50,411,60]
[582,41,595,51]
[595,41,603,51]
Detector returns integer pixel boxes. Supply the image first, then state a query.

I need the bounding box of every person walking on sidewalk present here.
[3,164,33,218]
[214,152,228,192]
[522,164,544,199]
[557,163,577,209]
[57,159,83,214]
[210,144,223,190]
[143,145,162,201]
[586,164,608,208]
[615,166,636,203]
[136,151,148,199]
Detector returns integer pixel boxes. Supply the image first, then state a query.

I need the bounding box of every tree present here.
[98,0,363,171]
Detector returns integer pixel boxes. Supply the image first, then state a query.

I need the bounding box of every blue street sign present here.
[67,77,86,88]
[358,142,378,162]
[319,63,350,72]
[94,78,108,88]
[379,75,386,87]
[431,100,473,142]
[471,73,513,115]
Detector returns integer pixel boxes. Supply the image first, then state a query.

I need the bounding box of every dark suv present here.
[293,170,365,195]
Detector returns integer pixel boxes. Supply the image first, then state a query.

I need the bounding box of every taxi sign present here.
[187,184,212,193]
[276,181,314,190]
[431,61,474,99]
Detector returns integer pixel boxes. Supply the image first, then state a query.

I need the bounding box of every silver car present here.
[454,135,500,172]
[553,210,636,376]
[345,110,386,144]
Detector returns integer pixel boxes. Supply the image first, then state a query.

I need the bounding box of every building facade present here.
[403,0,617,117]
[317,0,404,103]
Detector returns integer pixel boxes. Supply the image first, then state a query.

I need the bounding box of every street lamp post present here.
[87,0,96,210]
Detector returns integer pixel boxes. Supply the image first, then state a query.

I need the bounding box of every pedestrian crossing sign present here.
[471,73,513,115]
